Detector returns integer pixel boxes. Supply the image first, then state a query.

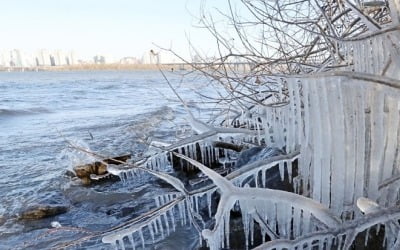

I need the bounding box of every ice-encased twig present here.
[100,151,300,249]
[174,152,340,250]
[102,195,186,247]
[254,205,400,250]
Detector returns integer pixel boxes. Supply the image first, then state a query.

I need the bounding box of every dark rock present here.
[73,154,131,185]
[17,191,70,221]
[18,205,68,220]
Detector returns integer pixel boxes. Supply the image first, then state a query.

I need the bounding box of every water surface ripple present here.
[0,71,213,249]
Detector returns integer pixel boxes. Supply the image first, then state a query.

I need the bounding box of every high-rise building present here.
[11,49,23,67]
[93,55,106,64]
[39,49,51,66]
[0,50,7,66]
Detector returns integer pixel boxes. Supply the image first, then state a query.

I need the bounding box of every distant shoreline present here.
[0,63,189,72]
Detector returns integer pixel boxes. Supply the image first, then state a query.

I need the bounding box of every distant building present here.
[93,55,106,64]
[120,57,140,64]
[0,48,178,67]
[0,50,11,67]
[69,51,76,65]
[12,50,22,66]
[38,49,51,66]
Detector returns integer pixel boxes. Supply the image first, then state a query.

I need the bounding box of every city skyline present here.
[0,48,167,68]
[0,0,230,61]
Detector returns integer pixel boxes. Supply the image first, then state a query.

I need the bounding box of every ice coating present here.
[175,152,340,250]
[357,197,380,214]
[101,15,400,249]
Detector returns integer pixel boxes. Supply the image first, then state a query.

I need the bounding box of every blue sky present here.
[0,0,230,60]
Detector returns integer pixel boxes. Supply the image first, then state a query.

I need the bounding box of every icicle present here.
[256,119,261,145]
[287,160,292,183]
[168,209,176,232]
[242,204,250,248]
[191,143,196,160]
[139,229,145,249]
[186,199,193,225]
[224,213,230,249]
[128,235,135,250]
[286,78,296,153]
[338,234,343,249]
[318,78,332,207]
[255,170,259,188]
[160,153,166,169]
[299,79,311,194]
[293,207,301,238]
[327,236,333,249]
[261,169,266,188]
[199,142,205,165]
[382,96,398,184]
[267,202,277,237]
[148,223,155,243]
[207,191,212,218]
[177,147,184,170]
[118,239,126,250]
[193,195,199,213]
[365,227,371,246]
[303,210,311,233]
[308,78,323,203]
[208,146,213,166]
[155,196,160,207]
[151,157,156,170]
[250,216,255,246]
[376,223,381,235]
[160,194,166,205]
[156,216,164,238]
[163,213,170,235]
[277,203,288,238]
[318,237,324,249]
[328,78,346,213]
[169,151,174,168]
[179,201,186,226]
[279,161,285,181]
[152,220,158,235]
[368,89,385,200]
[354,82,366,206]
[154,157,159,170]
[214,147,219,163]
[293,80,302,145]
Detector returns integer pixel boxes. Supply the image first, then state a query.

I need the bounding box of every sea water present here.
[0,70,213,249]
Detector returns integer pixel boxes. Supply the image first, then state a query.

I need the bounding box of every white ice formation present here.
[102,2,400,249]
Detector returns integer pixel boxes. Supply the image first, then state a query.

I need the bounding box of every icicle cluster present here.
[288,73,400,216]
[173,140,220,172]
[230,155,299,188]
[342,29,400,78]
[102,193,192,249]
[232,82,296,150]
[285,27,400,217]
[195,27,400,249]
[145,153,169,171]
[102,20,400,250]
[176,153,340,250]
[256,205,400,250]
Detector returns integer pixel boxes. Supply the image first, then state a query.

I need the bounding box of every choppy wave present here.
[0,107,51,117]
